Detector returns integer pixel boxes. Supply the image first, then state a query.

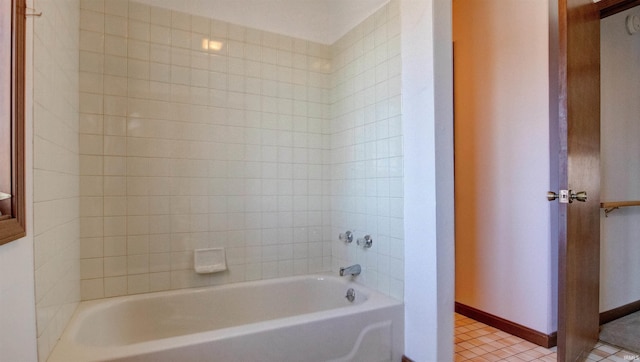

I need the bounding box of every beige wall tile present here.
[76,1,405,302]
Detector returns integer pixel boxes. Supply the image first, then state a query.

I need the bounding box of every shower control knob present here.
[357,235,373,248]
[339,231,353,243]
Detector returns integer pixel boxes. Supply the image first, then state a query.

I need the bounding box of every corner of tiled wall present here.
[329,0,403,300]
[34,1,403,359]
[33,0,81,360]
[75,0,402,304]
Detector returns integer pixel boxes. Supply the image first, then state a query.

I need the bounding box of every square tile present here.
[454,313,632,362]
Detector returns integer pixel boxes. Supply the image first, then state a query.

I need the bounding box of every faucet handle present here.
[339,230,353,243]
[357,235,373,248]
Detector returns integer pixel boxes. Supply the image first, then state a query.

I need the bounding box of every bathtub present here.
[48,275,404,362]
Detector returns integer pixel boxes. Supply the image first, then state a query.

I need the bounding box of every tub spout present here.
[339,264,361,277]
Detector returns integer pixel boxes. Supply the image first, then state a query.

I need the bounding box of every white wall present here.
[0,239,37,362]
[402,0,455,360]
[33,0,81,359]
[600,8,640,312]
[453,0,555,334]
[0,2,38,360]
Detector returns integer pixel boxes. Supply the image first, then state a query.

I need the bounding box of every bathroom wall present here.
[0,241,37,361]
[453,0,555,334]
[330,0,404,299]
[32,0,81,360]
[402,0,455,359]
[600,8,640,312]
[78,0,333,299]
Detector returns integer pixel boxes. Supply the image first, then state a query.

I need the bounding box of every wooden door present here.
[550,0,601,361]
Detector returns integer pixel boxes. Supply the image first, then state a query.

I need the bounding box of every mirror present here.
[0,0,26,245]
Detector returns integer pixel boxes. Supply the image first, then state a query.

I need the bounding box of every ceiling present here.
[136,0,390,45]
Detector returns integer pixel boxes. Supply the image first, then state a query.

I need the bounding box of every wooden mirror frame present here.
[598,0,640,18]
[0,0,26,245]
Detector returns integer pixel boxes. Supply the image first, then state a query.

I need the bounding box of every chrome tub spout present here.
[339,264,361,276]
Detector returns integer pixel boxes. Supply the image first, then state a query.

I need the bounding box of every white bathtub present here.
[48,275,404,362]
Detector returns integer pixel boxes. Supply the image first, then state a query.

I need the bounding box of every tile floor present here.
[455,313,640,361]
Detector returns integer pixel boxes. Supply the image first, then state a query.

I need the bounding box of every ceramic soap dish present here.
[194,247,227,274]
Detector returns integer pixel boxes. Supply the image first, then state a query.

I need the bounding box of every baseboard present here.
[402,356,414,362]
[600,299,640,325]
[455,302,557,348]
[440,299,640,354]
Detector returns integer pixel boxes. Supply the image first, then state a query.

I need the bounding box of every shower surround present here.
[77,0,402,302]
[33,0,403,359]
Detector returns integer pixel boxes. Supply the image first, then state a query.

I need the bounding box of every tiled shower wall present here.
[78,0,333,299]
[33,0,81,359]
[330,1,404,300]
[78,0,403,301]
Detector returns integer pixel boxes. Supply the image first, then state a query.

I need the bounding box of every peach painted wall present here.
[453,0,555,334]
